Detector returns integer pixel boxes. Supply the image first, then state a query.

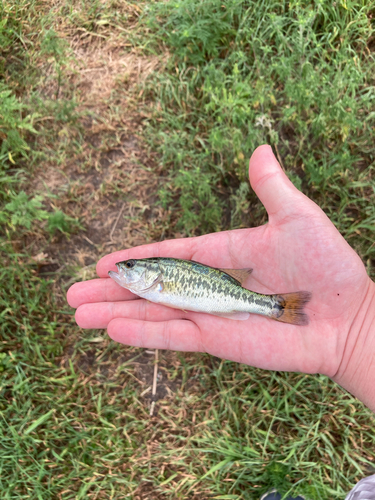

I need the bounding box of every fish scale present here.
[108,257,311,325]
[160,259,273,313]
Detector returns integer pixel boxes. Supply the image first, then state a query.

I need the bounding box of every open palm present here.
[67,146,372,380]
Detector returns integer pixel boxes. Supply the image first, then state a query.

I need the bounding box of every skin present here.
[67,145,375,411]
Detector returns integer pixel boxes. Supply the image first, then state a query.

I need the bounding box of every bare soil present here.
[28,13,179,419]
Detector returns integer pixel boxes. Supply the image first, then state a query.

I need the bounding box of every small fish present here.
[108,258,311,325]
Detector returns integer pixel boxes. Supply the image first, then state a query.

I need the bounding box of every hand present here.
[67,145,375,408]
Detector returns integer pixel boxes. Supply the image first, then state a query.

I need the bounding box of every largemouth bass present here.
[108,258,311,325]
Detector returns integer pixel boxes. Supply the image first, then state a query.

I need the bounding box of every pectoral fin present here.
[219,268,253,285]
[139,273,164,293]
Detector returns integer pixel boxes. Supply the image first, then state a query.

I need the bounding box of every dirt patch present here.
[71,45,162,103]
[25,11,177,409]
[30,31,168,271]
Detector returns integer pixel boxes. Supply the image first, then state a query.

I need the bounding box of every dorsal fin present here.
[218,268,252,285]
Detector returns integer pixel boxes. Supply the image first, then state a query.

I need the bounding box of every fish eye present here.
[125,260,135,269]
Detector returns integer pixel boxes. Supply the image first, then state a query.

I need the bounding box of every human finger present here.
[75,299,186,329]
[106,316,312,371]
[249,145,308,223]
[67,278,134,308]
[107,317,203,352]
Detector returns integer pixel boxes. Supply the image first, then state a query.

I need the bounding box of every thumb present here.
[249,145,303,224]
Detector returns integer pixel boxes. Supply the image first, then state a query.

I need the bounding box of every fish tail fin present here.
[272,291,312,326]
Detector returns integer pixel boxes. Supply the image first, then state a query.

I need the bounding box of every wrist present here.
[332,278,375,412]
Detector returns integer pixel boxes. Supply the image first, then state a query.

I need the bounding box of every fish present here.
[108,257,312,325]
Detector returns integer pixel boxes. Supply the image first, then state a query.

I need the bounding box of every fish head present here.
[108,258,161,293]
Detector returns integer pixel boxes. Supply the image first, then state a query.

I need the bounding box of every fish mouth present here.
[108,268,126,287]
[108,264,122,278]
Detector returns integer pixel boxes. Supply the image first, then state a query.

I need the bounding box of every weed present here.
[47,209,81,236]
[0,190,79,237]
[40,28,69,99]
[140,0,375,259]
[0,83,38,168]
[174,166,222,233]
[1,191,48,229]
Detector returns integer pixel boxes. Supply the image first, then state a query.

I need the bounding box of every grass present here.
[138,0,375,264]
[1,0,375,499]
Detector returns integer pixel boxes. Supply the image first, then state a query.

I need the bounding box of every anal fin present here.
[210,311,250,321]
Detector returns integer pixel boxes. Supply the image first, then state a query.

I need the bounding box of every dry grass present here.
[27,2,169,284]
[71,44,161,103]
